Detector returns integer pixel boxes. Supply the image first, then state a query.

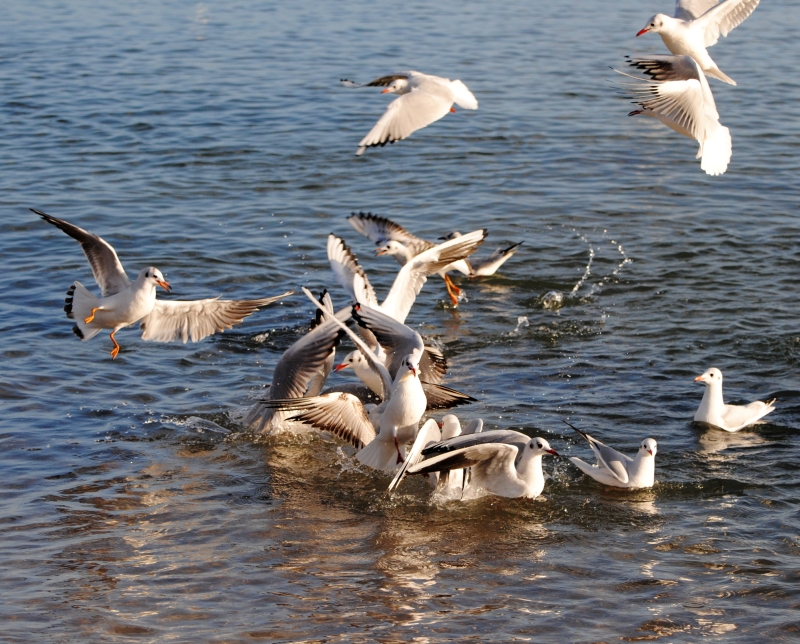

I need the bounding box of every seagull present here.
[348,212,521,305]
[636,0,760,85]
[397,430,559,499]
[243,290,347,433]
[341,71,478,155]
[565,422,657,489]
[35,209,293,359]
[328,228,486,319]
[617,55,732,176]
[693,367,776,432]
[265,289,429,472]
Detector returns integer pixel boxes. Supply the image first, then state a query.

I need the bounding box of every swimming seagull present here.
[348,212,521,305]
[341,71,478,155]
[693,367,776,432]
[565,421,657,489]
[636,0,760,85]
[617,55,732,176]
[35,209,293,359]
[396,429,559,499]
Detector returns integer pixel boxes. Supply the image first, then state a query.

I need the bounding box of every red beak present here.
[449,107,456,113]
[334,363,349,372]
[381,88,391,94]
[636,28,649,36]
[547,449,559,456]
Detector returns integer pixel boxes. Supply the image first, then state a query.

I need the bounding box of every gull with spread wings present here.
[36,209,292,359]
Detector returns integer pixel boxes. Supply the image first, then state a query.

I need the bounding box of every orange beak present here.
[449,107,456,113]
[693,375,704,382]
[334,363,349,372]
[381,88,391,93]
[157,279,171,293]
[636,28,649,36]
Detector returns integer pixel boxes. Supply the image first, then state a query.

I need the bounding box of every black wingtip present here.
[562,419,590,441]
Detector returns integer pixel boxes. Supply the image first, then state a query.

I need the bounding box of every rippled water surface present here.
[2,0,800,641]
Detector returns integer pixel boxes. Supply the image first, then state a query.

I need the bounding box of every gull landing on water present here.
[565,421,657,489]
[341,71,478,156]
[636,0,761,86]
[35,209,292,359]
[617,55,732,176]
[693,367,776,432]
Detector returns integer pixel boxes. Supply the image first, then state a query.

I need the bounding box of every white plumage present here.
[694,367,776,432]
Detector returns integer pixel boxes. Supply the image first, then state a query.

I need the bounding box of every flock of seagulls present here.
[341,0,761,176]
[35,0,775,505]
[37,198,777,501]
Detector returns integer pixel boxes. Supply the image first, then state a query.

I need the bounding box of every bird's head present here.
[334,350,361,372]
[375,241,405,257]
[641,438,657,457]
[529,437,559,457]
[381,78,410,95]
[142,267,171,292]
[637,14,666,36]
[694,367,722,386]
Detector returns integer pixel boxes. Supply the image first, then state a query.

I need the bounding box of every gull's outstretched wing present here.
[139,291,292,343]
[35,209,131,296]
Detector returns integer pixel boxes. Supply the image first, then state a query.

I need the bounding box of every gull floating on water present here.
[693,367,776,432]
[35,209,292,359]
[348,212,521,305]
[636,0,760,85]
[565,421,657,489]
[341,71,478,156]
[617,55,732,176]
[393,429,558,499]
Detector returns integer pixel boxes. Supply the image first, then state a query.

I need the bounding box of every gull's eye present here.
[536,442,542,448]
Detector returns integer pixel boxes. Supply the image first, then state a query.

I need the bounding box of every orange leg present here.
[84,307,101,324]
[443,274,461,307]
[109,330,121,359]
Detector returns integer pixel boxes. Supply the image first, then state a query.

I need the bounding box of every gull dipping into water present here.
[341,71,478,156]
[636,0,760,86]
[36,209,292,359]
[693,367,776,432]
[565,421,657,489]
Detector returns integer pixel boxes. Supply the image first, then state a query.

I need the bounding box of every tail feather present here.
[705,67,736,86]
[68,281,103,341]
[700,125,732,176]
[356,438,400,472]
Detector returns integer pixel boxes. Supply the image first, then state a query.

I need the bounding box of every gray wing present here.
[341,74,409,89]
[301,287,393,400]
[565,421,631,484]
[421,429,528,458]
[260,393,376,449]
[469,242,523,277]
[420,382,477,411]
[304,291,345,397]
[139,291,292,343]
[351,303,424,376]
[327,234,379,307]
[320,382,381,405]
[462,418,484,435]
[419,345,447,384]
[674,0,719,20]
[35,209,131,296]
[409,443,518,476]
[347,212,433,256]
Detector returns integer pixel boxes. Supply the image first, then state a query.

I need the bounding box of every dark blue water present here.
[2,0,799,641]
